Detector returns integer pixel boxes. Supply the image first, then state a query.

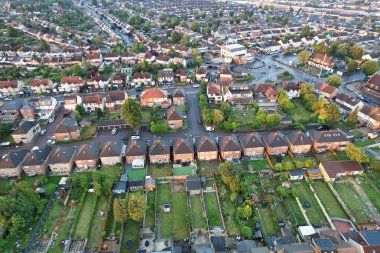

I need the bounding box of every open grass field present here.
[145,190,156,229]
[246,159,270,170]
[172,192,189,240]
[198,160,219,175]
[284,198,307,225]
[334,182,371,221]
[127,169,146,180]
[258,207,278,236]
[72,193,98,240]
[87,195,109,249]
[292,181,327,224]
[190,195,206,229]
[312,181,348,219]
[204,192,222,227]
[148,164,172,177]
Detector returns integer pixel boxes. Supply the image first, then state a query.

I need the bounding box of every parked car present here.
[40,129,47,136]
[48,117,55,123]
[192,84,200,88]
[47,140,56,145]
[368,132,378,139]
[111,128,118,135]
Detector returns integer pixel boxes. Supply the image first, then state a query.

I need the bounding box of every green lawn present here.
[273,197,289,221]
[291,99,317,123]
[40,198,65,236]
[127,169,146,180]
[231,109,256,124]
[204,192,222,227]
[312,181,348,219]
[198,160,220,175]
[80,124,98,136]
[284,198,307,225]
[176,105,186,112]
[105,197,115,237]
[190,195,206,229]
[172,192,189,240]
[156,183,172,238]
[120,219,140,253]
[360,182,380,213]
[352,139,376,147]
[148,164,172,177]
[145,191,156,229]
[173,166,197,176]
[246,159,270,170]
[141,110,151,123]
[334,182,371,222]
[87,195,109,249]
[292,181,327,224]
[98,167,122,180]
[258,207,278,236]
[351,129,363,137]
[315,151,349,162]
[72,193,98,240]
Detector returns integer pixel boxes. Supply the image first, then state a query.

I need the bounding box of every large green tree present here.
[361,60,379,76]
[345,143,369,163]
[121,98,142,128]
[326,75,341,88]
[297,50,311,65]
[127,194,146,222]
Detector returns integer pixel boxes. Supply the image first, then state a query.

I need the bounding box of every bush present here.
[150,123,168,133]
[241,226,253,238]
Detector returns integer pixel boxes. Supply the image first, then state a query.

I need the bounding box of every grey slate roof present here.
[0,150,29,169]
[22,146,52,166]
[13,121,38,135]
[49,146,76,164]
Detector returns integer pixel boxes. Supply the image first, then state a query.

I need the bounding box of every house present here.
[254,83,278,111]
[20,97,57,120]
[308,129,349,152]
[85,52,102,66]
[172,137,194,164]
[238,133,265,158]
[21,146,53,176]
[207,83,223,104]
[157,69,174,84]
[131,72,152,87]
[0,150,29,177]
[175,45,191,57]
[111,73,126,88]
[99,141,123,166]
[358,104,380,130]
[140,88,171,108]
[363,74,380,104]
[195,136,218,161]
[319,161,364,182]
[186,176,202,195]
[30,79,53,94]
[105,91,127,111]
[145,177,156,190]
[82,95,105,112]
[104,52,119,63]
[166,106,183,129]
[336,93,363,113]
[195,67,207,82]
[176,69,189,83]
[12,121,41,144]
[218,135,241,160]
[54,118,80,141]
[48,146,77,175]
[172,88,186,106]
[87,73,110,89]
[113,182,127,194]
[149,138,171,164]
[315,83,339,99]
[347,230,380,253]
[59,76,84,92]
[74,144,100,171]
[288,170,305,180]
[0,80,23,96]
[125,140,147,166]
[0,99,23,122]
[219,67,233,82]
[281,82,300,99]
[261,132,288,155]
[284,130,312,154]
[63,95,82,111]
[308,52,335,72]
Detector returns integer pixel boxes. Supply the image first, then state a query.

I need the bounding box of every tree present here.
[319,103,341,125]
[313,41,328,54]
[0,124,12,141]
[121,98,142,128]
[345,144,369,163]
[190,21,201,32]
[113,199,128,223]
[276,186,290,198]
[346,107,358,128]
[311,98,326,113]
[256,109,267,125]
[297,50,311,65]
[6,25,18,37]
[361,60,379,76]
[96,108,103,119]
[200,80,207,91]
[326,75,341,88]
[127,194,146,222]
[266,113,281,128]
[238,204,252,219]
[171,31,182,43]
[218,161,234,185]
[241,226,253,238]
[212,109,224,124]
[350,46,364,60]
[229,11,234,17]
[300,25,311,38]
[347,60,359,73]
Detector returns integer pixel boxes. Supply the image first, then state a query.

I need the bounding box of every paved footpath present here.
[349,177,380,223]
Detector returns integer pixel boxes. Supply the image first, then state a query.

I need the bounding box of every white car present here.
[47,140,56,144]
[192,84,200,88]
[111,128,118,135]
[40,129,47,136]
[32,146,39,151]
[49,117,55,123]
[131,135,141,140]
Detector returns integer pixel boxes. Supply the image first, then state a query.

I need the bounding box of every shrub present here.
[241,226,253,238]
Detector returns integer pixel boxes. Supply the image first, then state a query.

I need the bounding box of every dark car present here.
[198,120,202,124]
[121,136,129,141]
[136,87,142,92]
[317,125,331,131]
